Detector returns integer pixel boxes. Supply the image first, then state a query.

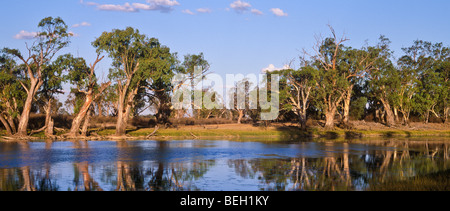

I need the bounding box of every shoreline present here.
[1,123,449,142]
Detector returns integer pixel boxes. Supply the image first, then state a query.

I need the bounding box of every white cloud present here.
[139,0,180,12]
[13,30,38,40]
[14,29,80,40]
[182,9,195,15]
[132,3,153,10]
[147,0,179,7]
[97,3,138,12]
[230,0,251,13]
[270,8,288,17]
[251,9,263,15]
[72,22,91,28]
[196,8,212,13]
[261,64,291,73]
[82,0,180,13]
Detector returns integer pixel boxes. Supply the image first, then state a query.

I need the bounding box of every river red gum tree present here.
[93,27,175,136]
[3,17,71,137]
[309,26,349,130]
[60,54,111,136]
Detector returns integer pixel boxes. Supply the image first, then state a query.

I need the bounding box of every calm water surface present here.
[0,138,449,191]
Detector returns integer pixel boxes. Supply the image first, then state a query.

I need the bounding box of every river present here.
[0,138,449,191]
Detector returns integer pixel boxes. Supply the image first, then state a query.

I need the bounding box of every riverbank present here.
[1,121,449,141]
[123,124,450,140]
[98,121,450,139]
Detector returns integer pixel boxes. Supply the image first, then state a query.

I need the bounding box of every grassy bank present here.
[2,122,449,141]
[91,124,450,140]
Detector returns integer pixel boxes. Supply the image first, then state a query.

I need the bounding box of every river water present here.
[0,138,449,191]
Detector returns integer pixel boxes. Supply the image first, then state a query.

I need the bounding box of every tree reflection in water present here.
[0,139,448,191]
[228,140,450,191]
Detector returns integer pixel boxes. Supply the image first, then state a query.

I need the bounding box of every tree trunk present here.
[81,108,92,137]
[17,77,43,136]
[3,101,18,134]
[17,88,35,136]
[237,110,244,124]
[444,107,449,123]
[96,101,103,117]
[115,84,137,136]
[68,81,110,136]
[115,101,132,136]
[0,114,13,136]
[324,108,336,130]
[44,99,54,137]
[45,118,54,137]
[401,111,409,126]
[298,110,307,130]
[425,110,430,124]
[7,116,16,134]
[68,94,93,136]
[393,107,399,123]
[115,109,128,136]
[342,85,353,125]
[342,98,350,125]
[380,98,395,127]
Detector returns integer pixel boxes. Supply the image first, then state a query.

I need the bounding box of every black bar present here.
[0,191,440,209]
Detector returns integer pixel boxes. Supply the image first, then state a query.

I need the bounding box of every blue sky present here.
[1,0,450,83]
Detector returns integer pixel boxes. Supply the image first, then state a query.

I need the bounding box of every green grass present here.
[1,126,449,141]
[90,127,450,139]
[96,128,295,138]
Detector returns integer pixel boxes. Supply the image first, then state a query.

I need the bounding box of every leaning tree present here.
[58,54,110,137]
[3,17,71,136]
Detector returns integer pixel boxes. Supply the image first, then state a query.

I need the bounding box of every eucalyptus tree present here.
[93,27,177,136]
[309,27,349,129]
[3,17,71,136]
[229,79,252,124]
[395,40,434,125]
[0,53,25,135]
[181,53,210,119]
[58,54,110,137]
[143,46,179,124]
[35,54,68,136]
[405,41,450,123]
[340,45,380,125]
[279,64,319,130]
[366,36,399,127]
[436,51,450,123]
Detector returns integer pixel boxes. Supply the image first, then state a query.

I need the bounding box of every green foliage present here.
[315,37,351,100]
[350,97,367,120]
[278,66,319,113]
[92,27,182,124]
[0,53,25,117]
[366,37,398,104]
[93,27,154,88]
[3,17,71,68]
[181,53,210,75]
[2,17,450,131]
[57,54,91,88]
[1,17,72,135]
[396,40,450,122]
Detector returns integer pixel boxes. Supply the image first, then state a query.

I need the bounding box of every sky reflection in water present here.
[0,139,449,191]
